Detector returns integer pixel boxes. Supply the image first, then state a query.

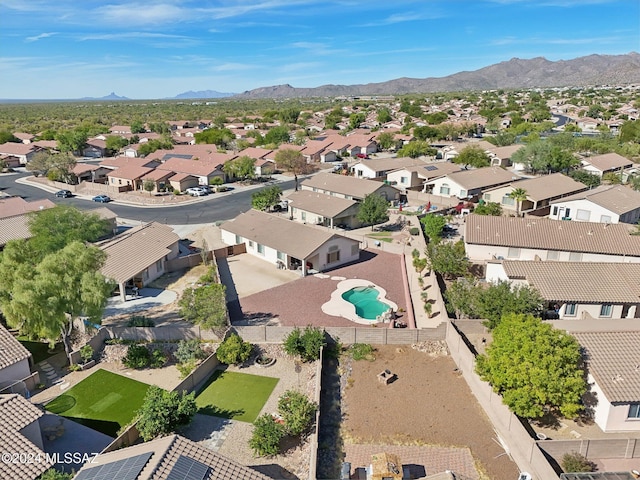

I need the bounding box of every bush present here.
[127,315,155,327]
[136,386,197,441]
[123,344,151,369]
[177,359,197,379]
[150,348,167,368]
[349,343,375,361]
[174,339,206,364]
[215,333,252,365]
[80,344,93,363]
[409,227,420,236]
[277,390,317,436]
[249,413,285,457]
[37,469,73,480]
[561,451,597,473]
[283,326,326,362]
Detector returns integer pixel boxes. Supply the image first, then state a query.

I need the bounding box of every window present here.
[327,250,340,264]
[351,244,359,256]
[459,189,467,198]
[600,304,613,317]
[484,194,491,202]
[301,211,306,221]
[564,208,571,218]
[502,195,515,206]
[552,206,559,216]
[600,215,612,223]
[155,259,162,272]
[628,404,640,419]
[576,209,591,221]
[248,240,254,248]
[400,176,408,184]
[547,250,559,261]
[439,183,450,195]
[507,247,520,258]
[568,252,583,261]
[277,251,285,260]
[235,234,242,244]
[565,303,577,316]
[257,243,265,255]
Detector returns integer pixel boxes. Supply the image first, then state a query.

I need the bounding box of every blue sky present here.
[1,0,639,99]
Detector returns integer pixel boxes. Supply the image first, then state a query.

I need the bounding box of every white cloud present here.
[95,3,189,26]
[25,32,58,42]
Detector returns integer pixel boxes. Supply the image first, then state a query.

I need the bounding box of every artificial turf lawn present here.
[45,369,151,437]
[195,370,278,423]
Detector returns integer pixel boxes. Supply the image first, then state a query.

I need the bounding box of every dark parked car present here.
[54,189,72,198]
[92,194,111,203]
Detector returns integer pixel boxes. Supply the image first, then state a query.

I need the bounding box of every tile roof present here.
[0,142,36,156]
[156,157,222,177]
[236,146,273,159]
[353,156,427,173]
[484,173,587,202]
[73,434,272,480]
[465,214,640,257]
[301,172,398,199]
[150,146,234,164]
[432,166,517,190]
[573,331,640,403]
[107,164,154,180]
[552,185,640,215]
[99,156,159,169]
[487,144,525,159]
[0,394,51,480]
[221,209,357,259]
[286,190,358,217]
[0,323,31,369]
[141,169,175,181]
[502,260,640,303]
[582,152,633,172]
[72,163,103,175]
[98,223,180,284]
[0,197,55,219]
[0,215,31,246]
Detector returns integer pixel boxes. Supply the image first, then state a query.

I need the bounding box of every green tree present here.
[620,119,640,143]
[194,128,234,148]
[426,240,469,280]
[0,131,20,144]
[356,194,389,230]
[452,145,491,169]
[136,386,197,440]
[250,413,285,456]
[396,140,435,158]
[56,128,88,154]
[223,155,256,181]
[376,132,397,151]
[105,135,129,155]
[507,187,528,217]
[376,108,392,124]
[143,179,155,195]
[215,333,252,365]
[137,138,173,157]
[413,126,440,141]
[251,185,282,211]
[474,280,544,330]
[420,214,447,243]
[174,339,206,364]
[561,452,597,473]
[179,283,228,333]
[37,470,73,480]
[275,148,306,190]
[264,125,291,145]
[278,390,317,436]
[0,241,113,359]
[278,108,300,124]
[283,326,326,362]
[349,112,366,129]
[602,171,623,185]
[568,170,601,188]
[476,313,586,419]
[474,202,503,216]
[130,120,146,134]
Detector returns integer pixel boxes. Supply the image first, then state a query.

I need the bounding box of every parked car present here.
[54,189,72,198]
[92,194,111,203]
[186,186,208,196]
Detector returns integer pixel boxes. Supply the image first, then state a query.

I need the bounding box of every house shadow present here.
[322,249,379,274]
[250,463,300,480]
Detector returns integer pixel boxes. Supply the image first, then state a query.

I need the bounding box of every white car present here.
[186,187,208,196]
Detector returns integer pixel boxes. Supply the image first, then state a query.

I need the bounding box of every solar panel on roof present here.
[165,455,210,480]
[162,154,193,160]
[75,452,153,480]
[423,165,438,171]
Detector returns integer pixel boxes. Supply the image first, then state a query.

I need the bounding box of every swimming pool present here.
[341,286,392,320]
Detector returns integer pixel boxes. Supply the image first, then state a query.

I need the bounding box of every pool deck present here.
[321,279,398,325]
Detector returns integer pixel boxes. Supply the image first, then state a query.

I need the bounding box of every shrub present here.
[283,326,326,362]
[278,390,317,436]
[409,227,420,236]
[136,386,197,441]
[80,345,94,363]
[37,469,73,480]
[177,360,197,379]
[174,339,206,364]
[349,343,375,361]
[123,344,151,369]
[150,349,167,368]
[249,413,285,457]
[561,451,597,473]
[215,333,252,365]
[127,315,155,327]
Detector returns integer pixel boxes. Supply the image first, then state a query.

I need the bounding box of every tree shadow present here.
[250,463,300,479]
[197,404,245,420]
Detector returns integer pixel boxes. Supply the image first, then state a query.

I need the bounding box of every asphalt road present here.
[0,171,296,225]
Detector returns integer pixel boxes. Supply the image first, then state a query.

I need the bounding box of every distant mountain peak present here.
[173,89,235,99]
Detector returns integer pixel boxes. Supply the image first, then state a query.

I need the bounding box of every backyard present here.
[19,337,64,364]
[195,369,279,423]
[44,369,151,437]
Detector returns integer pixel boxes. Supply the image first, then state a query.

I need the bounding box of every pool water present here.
[341,286,391,320]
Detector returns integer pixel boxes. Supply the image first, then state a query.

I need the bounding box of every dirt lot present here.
[341,344,521,480]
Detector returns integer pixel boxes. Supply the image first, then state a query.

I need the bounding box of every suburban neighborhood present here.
[2,83,640,480]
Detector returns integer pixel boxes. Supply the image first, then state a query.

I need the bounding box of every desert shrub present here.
[80,344,94,363]
[123,344,151,369]
[349,343,375,361]
[249,414,285,457]
[561,451,597,473]
[177,360,197,379]
[277,390,317,436]
[150,349,167,368]
[409,227,420,236]
[283,326,326,362]
[175,339,206,364]
[215,333,252,365]
[127,315,155,327]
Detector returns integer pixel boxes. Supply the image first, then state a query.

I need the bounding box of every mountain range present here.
[233,52,640,99]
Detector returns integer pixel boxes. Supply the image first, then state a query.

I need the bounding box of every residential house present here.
[301,172,400,202]
[13,132,34,144]
[155,157,224,187]
[0,394,51,479]
[580,153,633,178]
[486,144,525,168]
[286,190,361,229]
[72,434,272,480]
[424,166,517,200]
[98,222,180,302]
[385,162,462,191]
[140,169,175,193]
[109,125,132,135]
[123,144,140,157]
[254,158,276,176]
[301,139,337,163]
[71,163,111,183]
[0,324,34,393]
[549,185,640,225]
[481,173,588,214]
[82,138,107,158]
[166,172,200,193]
[351,157,426,180]
[572,331,640,432]
[99,156,160,171]
[485,260,640,319]
[107,164,155,191]
[221,209,360,276]
[465,214,640,263]
[0,143,39,165]
[0,197,56,248]
[235,147,275,176]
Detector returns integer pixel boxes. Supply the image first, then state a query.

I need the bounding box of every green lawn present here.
[196,370,278,423]
[18,337,64,364]
[45,369,151,437]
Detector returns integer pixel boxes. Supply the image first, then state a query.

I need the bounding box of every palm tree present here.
[508,188,528,217]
